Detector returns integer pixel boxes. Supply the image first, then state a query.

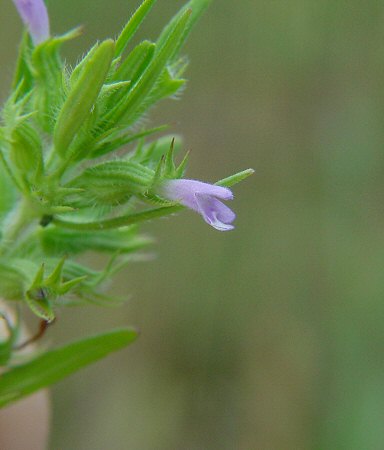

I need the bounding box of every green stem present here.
[53,205,183,231]
[0,199,36,255]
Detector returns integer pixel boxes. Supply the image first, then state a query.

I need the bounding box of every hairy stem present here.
[53,204,183,231]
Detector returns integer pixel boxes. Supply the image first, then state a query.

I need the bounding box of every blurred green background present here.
[2,0,384,449]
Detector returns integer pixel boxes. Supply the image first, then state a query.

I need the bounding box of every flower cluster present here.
[0,0,252,324]
[0,0,253,407]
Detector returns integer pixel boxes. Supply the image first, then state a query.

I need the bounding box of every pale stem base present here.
[0,300,51,450]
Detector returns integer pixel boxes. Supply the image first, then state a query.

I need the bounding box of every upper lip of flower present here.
[159,179,236,231]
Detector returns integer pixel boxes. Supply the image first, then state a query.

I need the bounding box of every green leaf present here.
[31,29,81,132]
[104,9,191,127]
[156,0,212,60]
[9,121,43,179]
[132,134,183,167]
[67,160,154,206]
[40,226,153,256]
[146,68,186,105]
[112,41,155,83]
[0,328,138,408]
[12,32,34,98]
[69,43,98,85]
[115,0,157,57]
[90,125,168,159]
[215,169,255,187]
[54,39,115,158]
[175,151,190,178]
[103,41,155,115]
[61,260,101,284]
[24,288,55,322]
[100,81,131,98]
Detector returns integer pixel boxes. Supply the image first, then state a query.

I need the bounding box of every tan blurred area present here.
[2,0,384,449]
[0,301,50,450]
[0,392,50,450]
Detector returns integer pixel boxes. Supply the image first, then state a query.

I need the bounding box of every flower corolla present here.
[160,179,236,231]
[12,0,50,45]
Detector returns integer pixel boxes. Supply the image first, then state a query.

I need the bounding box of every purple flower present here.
[160,179,236,231]
[12,0,50,45]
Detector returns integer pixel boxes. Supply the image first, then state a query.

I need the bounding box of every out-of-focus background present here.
[2,0,384,449]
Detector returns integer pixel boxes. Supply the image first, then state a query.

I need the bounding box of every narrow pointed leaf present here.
[175,151,190,178]
[44,257,65,286]
[90,125,167,159]
[0,328,138,407]
[70,43,98,84]
[105,9,191,127]
[54,40,115,157]
[59,276,87,294]
[32,29,82,131]
[164,137,176,174]
[112,41,155,84]
[115,0,157,57]
[215,169,255,188]
[30,263,45,287]
[156,0,212,59]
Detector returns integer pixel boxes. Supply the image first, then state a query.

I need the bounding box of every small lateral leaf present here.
[175,150,190,178]
[24,291,55,322]
[113,41,155,83]
[164,137,176,174]
[0,328,138,408]
[90,125,167,159]
[59,276,87,295]
[44,257,65,287]
[107,9,191,127]
[104,42,155,115]
[101,81,131,97]
[30,263,45,287]
[115,0,157,57]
